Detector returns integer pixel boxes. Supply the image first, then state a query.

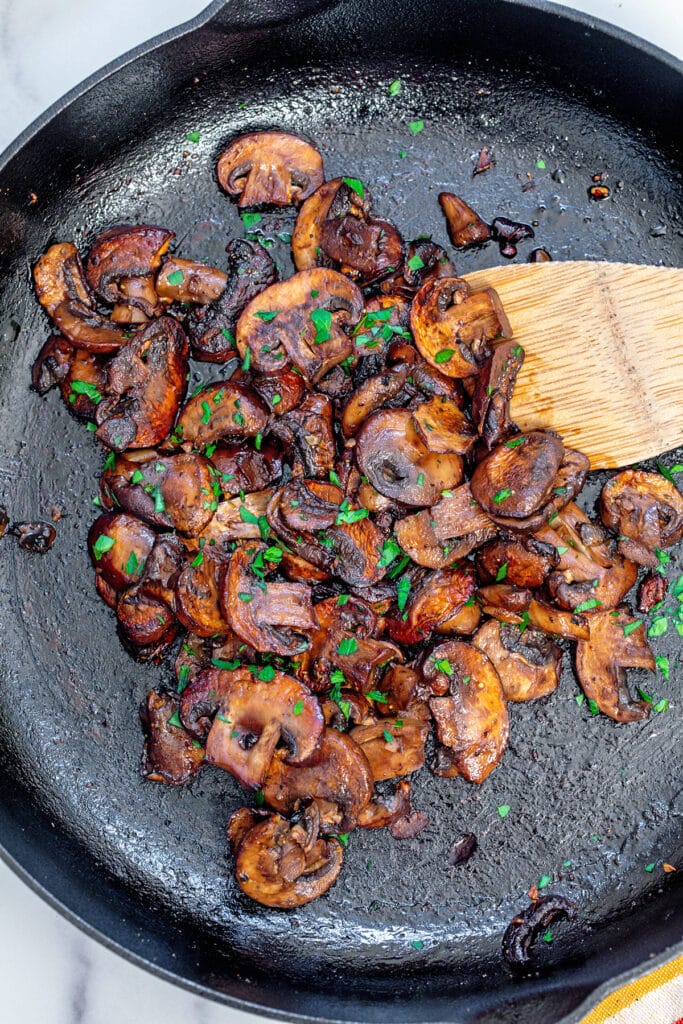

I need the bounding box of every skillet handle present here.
[203,0,338,30]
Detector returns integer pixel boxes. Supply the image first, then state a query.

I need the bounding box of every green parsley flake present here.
[388,79,402,96]
[397,575,411,612]
[648,616,668,638]
[336,594,350,606]
[497,804,510,819]
[186,130,200,143]
[644,862,655,873]
[542,929,553,944]
[398,149,407,159]
[366,690,388,703]
[335,832,350,847]
[408,120,425,135]
[191,551,204,568]
[124,550,139,575]
[653,698,669,713]
[166,270,184,286]
[254,310,279,322]
[200,401,212,425]
[495,562,508,582]
[504,438,526,448]
[434,349,454,363]
[342,177,364,198]
[655,655,670,681]
[177,663,190,693]
[407,253,425,272]
[92,534,115,560]
[131,469,144,485]
[623,620,642,637]
[587,698,600,716]
[167,710,183,729]
[153,487,165,513]
[71,380,102,403]
[383,728,394,743]
[238,592,254,603]
[337,637,358,656]
[242,211,261,228]
[575,694,585,707]
[493,487,512,504]
[573,598,601,613]
[538,874,552,889]
[242,346,251,371]
[292,700,304,716]
[411,940,424,951]
[211,657,241,670]
[535,158,546,169]
[310,307,333,344]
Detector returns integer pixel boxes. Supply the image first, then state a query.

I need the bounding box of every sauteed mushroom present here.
[472,620,562,702]
[103,452,216,535]
[350,708,430,781]
[388,566,476,645]
[268,392,337,478]
[34,242,91,314]
[86,224,174,311]
[475,534,558,589]
[88,512,156,596]
[31,335,74,394]
[141,690,204,785]
[395,483,497,568]
[600,469,683,567]
[470,341,525,450]
[156,256,227,305]
[575,607,654,722]
[175,552,230,638]
[438,193,491,248]
[217,131,324,208]
[173,381,268,449]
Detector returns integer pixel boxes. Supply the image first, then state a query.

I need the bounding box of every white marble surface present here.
[0,2,681,1023]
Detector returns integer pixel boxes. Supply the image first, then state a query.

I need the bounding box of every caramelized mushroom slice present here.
[526,597,590,641]
[358,779,412,830]
[236,268,363,382]
[424,640,509,783]
[485,447,590,533]
[196,489,273,551]
[31,335,74,394]
[600,470,683,567]
[291,178,346,271]
[475,534,558,589]
[341,362,411,437]
[181,667,323,789]
[575,607,654,722]
[395,483,497,568]
[249,367,305,416]
[156,256,227,304]
[472,620,561,702]
[350,708,430,781]
[88,512,156,595]
[51,301,130,354]
[60,348,108,420]
[85,225,174,311]
[96,316,189,451]
[438,193,491,248]
[173,381,268,449]
[388,566,476,645]
[217,131,324,208]
[117,587,177,661]
[471,342,525,450]
[356,409,463,507]
[221,544,319,655]
[186,239,277,362]
[381,239,456,298]
[470,431,565,521]
[141,690,204,785]
[268,392,337,478]
[411,277,511,378]
[34,242,91,315]
[176,553,230,638]
[233,810,343,909]
[262,728,373,831]
[477,584,533,623]
[412,395,477,454]
[104,452,216,535]
[209,439,283,496]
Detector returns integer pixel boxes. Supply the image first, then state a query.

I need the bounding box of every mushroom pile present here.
[31,130,682,910]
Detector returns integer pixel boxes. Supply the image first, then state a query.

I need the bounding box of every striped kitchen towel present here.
[581,954,683,1023]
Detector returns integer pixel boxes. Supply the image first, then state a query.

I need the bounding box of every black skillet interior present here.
[0,1,681,1021]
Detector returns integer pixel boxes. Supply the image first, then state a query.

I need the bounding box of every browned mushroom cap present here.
[180,667,323,784]
[173,381,268,450]
[526,597,590,641]
[470,342,525,450]
[381,239,457,298]
[262,728,373,831]
[536,503,637,611]
[110,276,158,324]
[412,395,477,455]
[477,583,533,623]
[156,256,227,305]
[424,640,509,783]
[235,268,363,382]
[88,512,157,594]
[85,225,174,310]
[31,335,74,394]
[438,193,491,248]
[117,586,178,661]
[209,438,283,496]
[356,409,464,507]
[221,544,319,655]
[217,131,324,208]
[195,489,273,552]
[141,690,204,785]
[104,452,216,535]
[95,316,189,451]
[176,553,230,638]
[358,779,413,830]
[350,708,430,781]
[472,620,562,702]
[575,607,655,722]
[59,348,109,421]
[51,301,131,354]
[34,242,91,315]
[292,178,346,270]
[395,483,497,568]
[470,431,565,521]
[600,470,683,567]
[475,534,558,589]
[249,367,305,416]
[483,447,590,533]
[388,566,476,645]
[411,277,512,378]
[341,362,411,437]
[233,809,343,909]
[186,239,278,363]
[268,392,337,478]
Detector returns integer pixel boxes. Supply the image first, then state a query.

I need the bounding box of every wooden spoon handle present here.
[463,262,683,469]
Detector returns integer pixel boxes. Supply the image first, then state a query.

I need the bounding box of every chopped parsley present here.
[70,380,102,403]
[167,710,183,729]
[495,562,508,582]
[408,120,425,135]
[253,310,279,322]
[166,269,184,286]
[337,637,358,656]
[292,700,304,716]
[92,534,115,560]
[497,804,510,819]
[493,488,513,504]
[342,177,364,198]
[434,349,454,364]
[388,79,402,96]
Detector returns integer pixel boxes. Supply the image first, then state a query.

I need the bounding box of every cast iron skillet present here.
[0,1,681,1021]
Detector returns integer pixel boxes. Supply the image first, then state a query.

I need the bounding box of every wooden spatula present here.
[463,261,683,469]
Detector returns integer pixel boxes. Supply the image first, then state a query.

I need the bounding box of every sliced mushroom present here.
[141,690,204,785]
[186,239,278,362]
[477,584,533,623]
[484,447,590,533]
[475,534,558,589]
[411,277,512,378]
[221,544,319,655]
[575,607,654,722]
[472,620,562,702]
[217,131,324,208]
[85,224,174,311]
[104,452,216,535]
[31,335,74,394]
[341,362,411,437]
[412,395,477,454]
[268,392,337,478]
[388,566,476,645]
[117,586,177,661]
[88,512,157,595]
[209,438,283,496]
[350,707,430,781]
[51,301,130,354]
[491,217,534,260]
[173,381,268,450]
[60,348,109,421]
[503,895,577,967]
[600,469,683,567]
[34,242,91,315]
[196,489,274,551]
[470,341,525,450]
[470,431,565,522]
[95,316,189,451]
[394,483,497,568]
[358,779,412,829]
[291,178,346,271]
[438,193,491,248]
[262,728,373,831]
[180,667,323,788]
[110,275,157,323]
[156,256,227,304]
[249,367,305,416]
[356,408,463,507]
[637,573,667,614]
[381,239,456,298]
[236,268,363,382]
[176,552,230,638]
[232,809,343,909]
[424,640,509,783]
[526,597,590,641]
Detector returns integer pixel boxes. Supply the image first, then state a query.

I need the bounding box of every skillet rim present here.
[0,1,681,1021]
